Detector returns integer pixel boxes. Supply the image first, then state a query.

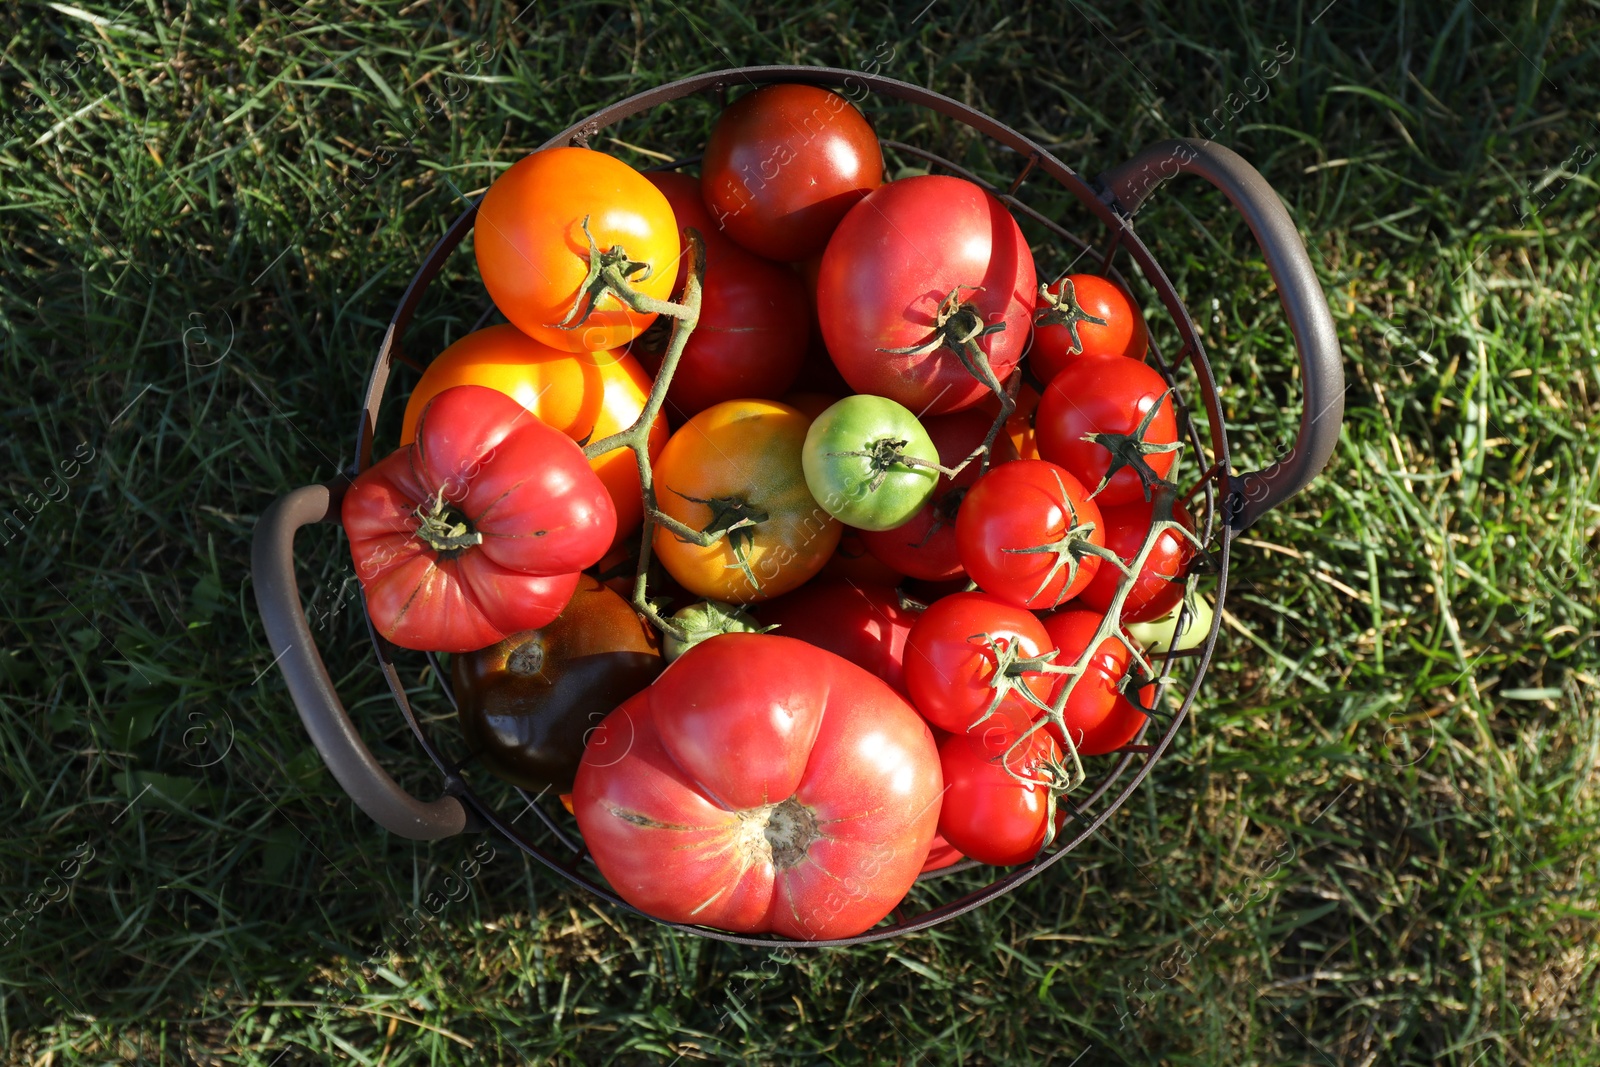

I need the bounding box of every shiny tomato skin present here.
[1038,608,1132,751]
[643,170,740,292]
[1030,274,1148,383]
[342,386,615,653]
[1078,498,1196,623]
[475,147,678,353]
[859,409,1018,581]
[816,176,1037,416]
[400,325,667,542]
[701,85,883,262]
[452,576,662,792]
[652,400,841,603]
[802,395,940,531]
[573,633,942,939]
[1035,355,1179,507]
[1078,683,1155,756]
[755,579,916,695]
[903,591,1054,734]
[920,830,965,873]
[937,717,1060,866]
[956,460,1105,610]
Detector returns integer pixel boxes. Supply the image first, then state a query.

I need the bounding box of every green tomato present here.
[1125,593,1213,653]
[663,600,765,662]
[801,395,940,531]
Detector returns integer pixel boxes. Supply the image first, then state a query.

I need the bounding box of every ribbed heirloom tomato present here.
[474,146,678,353]
[400,324,667,541]
[573,633,942,939]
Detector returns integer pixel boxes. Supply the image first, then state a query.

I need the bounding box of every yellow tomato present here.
[401,324,667,539]
[652,400,841,603]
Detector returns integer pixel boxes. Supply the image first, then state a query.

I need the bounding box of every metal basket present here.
[251,66,1343,947]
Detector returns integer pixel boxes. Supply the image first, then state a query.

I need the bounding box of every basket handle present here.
[251,483,470,840]
[1095,138,1344,531]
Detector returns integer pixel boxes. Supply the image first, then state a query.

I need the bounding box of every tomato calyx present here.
[750,796,824,870]
[667,490,769,591]
[966,631,1062,727]
[826,436,955,494]
[1081,386,1182,502]
[412,488,485,555]
[554,216,680,332]
[1000,469,1125,608]
[1033,278,1108,355]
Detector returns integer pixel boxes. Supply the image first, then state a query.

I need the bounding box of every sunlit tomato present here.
[573,633,942,939]
[802,395,940,531]
[817,176,1037,416]
[1035,355,1179,507]
[342,387,615,653]
[755,579,916,695]
[937,716,1061,866]
[701,85,884,262]
[1030,274,1149,383]
[1038,608,1132,752]
[819,528,905,585]
[1078,683,1156,756]
[452,576,662,792]
[652,400,841,603]
[639,172,809,418]
[400,325,667,541]
[859,409,1018,581]
[475,147,678,353]
[1077,498,1196,623]
[903,591,1054,734]
[956,460,1105,610]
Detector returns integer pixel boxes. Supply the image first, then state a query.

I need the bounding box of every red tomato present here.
[643,170,740,292]
[955,460,1105,610]
[342,386,616,653]
[920,830,965,873]
[903,591,1054,734]
[1078,684,1155,756]
[1035,355,1179,508]
[573,633,942,939]
[755,580,916,695]
[819,527,905,586]
[1030,274,1148,383]
[937,716,1061,866]
[1038,608,1132,751]
[1077,498,1196,623]
[701,85,883,262]
[816,176,1037,416]
[859,409,1018,581]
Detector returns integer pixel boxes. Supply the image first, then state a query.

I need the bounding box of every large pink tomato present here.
[815,176,1036,416]
[572,633,942,940]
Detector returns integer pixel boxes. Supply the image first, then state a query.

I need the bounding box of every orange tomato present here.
[981,377,1042,461]
[652,399,841,603]
[401,325,667,539]
[474,147,679,353]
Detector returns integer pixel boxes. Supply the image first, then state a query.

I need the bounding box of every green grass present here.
[3,0,1599,1063]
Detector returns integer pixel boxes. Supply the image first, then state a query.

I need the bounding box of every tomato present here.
[639,173,809,419]
[342,386,615,653]
[1029,274,1148,383]
[1038,608,1132,751]
[903,591,1054,734]
[920,831,966,873]
[1126,593,1213,654]
[859,409,1018,581]
[1034,355,1179,507]
[643,170,740,292]
[816,176,1037,416]
[573,633,942,939]
[1077,683,1155,756]
[755,579,916,695]
[956,460,1105,610]
[475,147,678,353]
[701,84,883,262]
[819,527,905,585]
[400,324,666,541]
[801,396,940,531]
[662,600,764,662]
[452,576,661,792]
[938,716,1061,866]
[652,399,841,603]
[1077,498,1196,623]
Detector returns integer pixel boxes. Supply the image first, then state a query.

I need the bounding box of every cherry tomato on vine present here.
[802,395,940,531]
[1038,608,1132,753]
[652,399,841,603]
[1030,274,1149,383]
[903,591,1054,735]
[817,175,1037,416]
[1034,355,1179,508]
[859,409,1018,581]
[937,715,1061,866]
[701,84,884,262]
[755,579,916,695]
[400,324,667,542]
[955,460,1105,610]
[1078,683,1156,756]
[1077,498,1197,623]
[475,147,679,353]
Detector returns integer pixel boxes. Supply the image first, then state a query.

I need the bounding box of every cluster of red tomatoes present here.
[340,84,1203,940]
